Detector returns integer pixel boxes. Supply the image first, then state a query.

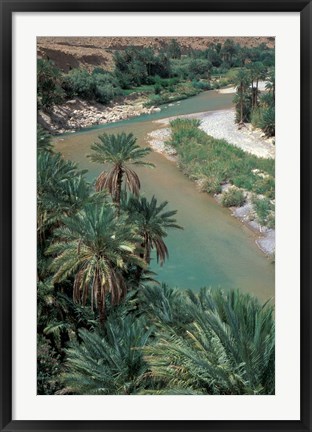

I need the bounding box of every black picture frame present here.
[1,1,311,431]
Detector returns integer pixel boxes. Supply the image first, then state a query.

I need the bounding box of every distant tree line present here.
[37,38,275,110]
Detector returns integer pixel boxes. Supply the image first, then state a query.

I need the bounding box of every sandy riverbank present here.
[147,109,275,257]
[154,108,275,159]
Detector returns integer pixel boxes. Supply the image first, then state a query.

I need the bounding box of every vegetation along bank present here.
[37,37,275,396]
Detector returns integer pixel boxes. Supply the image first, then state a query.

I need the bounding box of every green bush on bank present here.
[62,68,123,104]
[192,80,213,91]
[252,196,275,228]
[168,119,275,201]
[221,188,246,207]
[144,83,201,107]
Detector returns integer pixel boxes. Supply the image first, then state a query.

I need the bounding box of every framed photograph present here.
[1,0,311,431]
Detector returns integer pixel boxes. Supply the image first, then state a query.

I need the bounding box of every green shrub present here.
[171,57,212,80]
[154,83,162,95]
[94,83,115,104]
[250,108,262,128]
[212,82,221,89]
[156,77,179,88]
[259,107,275,137]
[232,174,256,190]
[63,68,95,100]
[251,107,275,137]
[170,118,201,129]
[252,196,275,228]
[253,175,275,199]
[219,78,231,88]
[221,188,245,207]
[192,80,212,91]
[198,175,222,194]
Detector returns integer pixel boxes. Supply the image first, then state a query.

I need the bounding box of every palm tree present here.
[88,132,154,214]
[37,151,83,243]
[250,62,266,108]
[60,315,152,394]
[37,150,107,246]
[253,62,266,105]
[143,287,275,395]
[37,279,71,355]
[37,278,97,355]
[47,203,144,324]
[122,194,183,267]
[140,283,193,327]
[265,67,275,99]
[233,68,251,125]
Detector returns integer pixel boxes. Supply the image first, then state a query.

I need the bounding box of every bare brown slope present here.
[37,36,274,72]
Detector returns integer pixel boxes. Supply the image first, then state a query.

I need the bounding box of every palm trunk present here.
[97,289,106,326]
[135,235,150,284]
[95,272,106,326]
[135,266,143,284]
[240,85,244,124]
[251,80,254,108]
[144,244,151,265]
[135,240,145,283]
[60,329,70,361]
[115,167,123,217]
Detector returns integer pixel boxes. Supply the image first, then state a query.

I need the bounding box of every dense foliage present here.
[233,65,275,136]
[37,38,275,138]
[60,285,275,395]
[37,128,275,396]
[37,38,275,395]
[37,59,65,108]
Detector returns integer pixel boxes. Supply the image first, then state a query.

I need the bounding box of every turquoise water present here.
[55,90,274,301]
[64,90,234,134]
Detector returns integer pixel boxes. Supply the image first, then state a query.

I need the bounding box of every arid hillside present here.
[37,36,275,72]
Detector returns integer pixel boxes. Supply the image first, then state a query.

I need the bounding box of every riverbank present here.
[154,108,275,159]
[37,86,233,135]
[147,109,275,257]
[38,95,161,134]
[218,80,268,94]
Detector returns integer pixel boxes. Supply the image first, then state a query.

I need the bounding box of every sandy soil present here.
[154,108,275,159]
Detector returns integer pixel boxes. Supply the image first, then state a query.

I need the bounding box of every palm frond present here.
[142,287,275,395]
[61,315,153,394]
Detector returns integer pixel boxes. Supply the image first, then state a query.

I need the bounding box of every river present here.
[54,90,275,302]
